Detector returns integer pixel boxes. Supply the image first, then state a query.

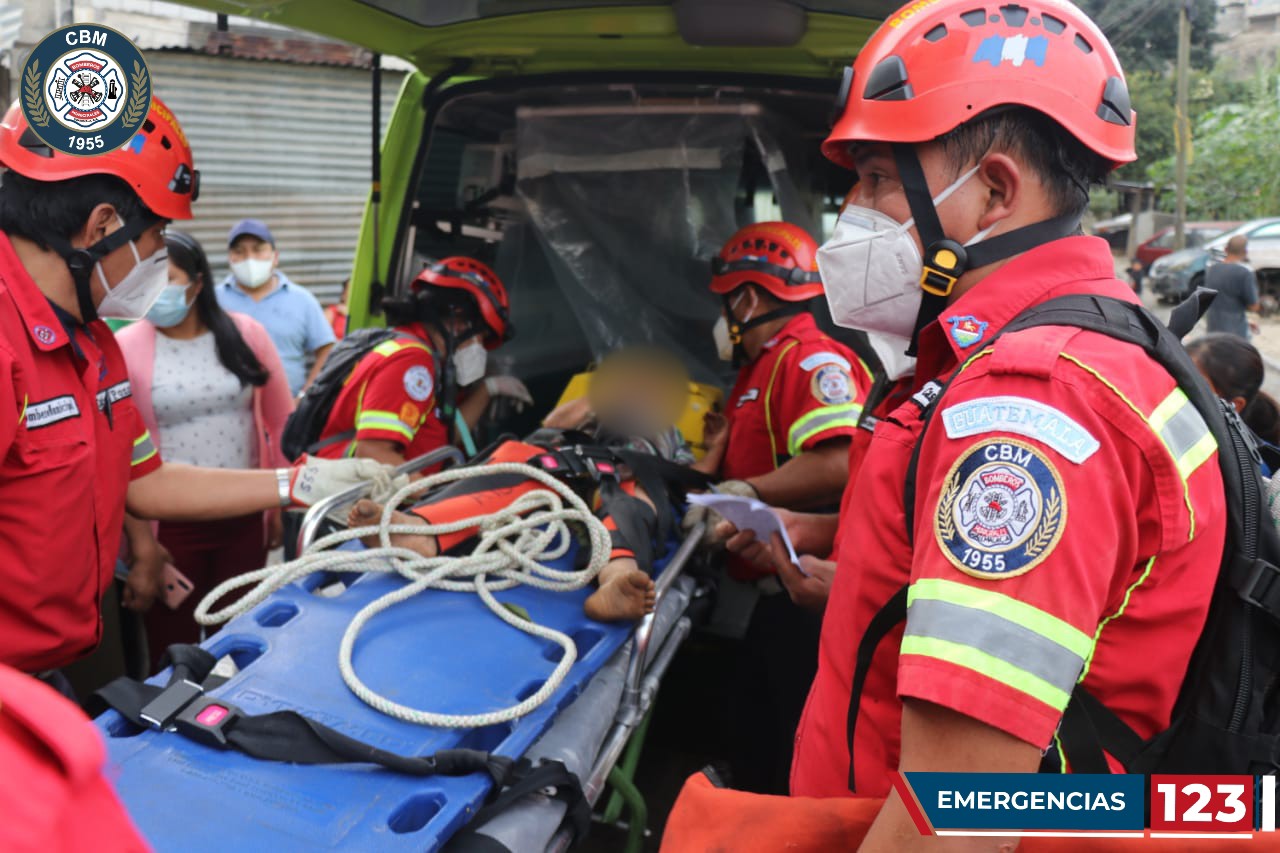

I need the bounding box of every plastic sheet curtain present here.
[512,106,815,384]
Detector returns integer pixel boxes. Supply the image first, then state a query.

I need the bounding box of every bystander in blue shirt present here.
[216,271,334,395]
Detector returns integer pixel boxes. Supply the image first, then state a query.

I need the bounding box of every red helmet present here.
[0,96,198,220]
[413,256,512,348]
[710,222,823,302]
[824,0,1135,169]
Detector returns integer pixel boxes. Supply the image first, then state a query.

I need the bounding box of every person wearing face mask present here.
[0,98,403,677]
[308,257,531,468]
[787,2,1227,845]
[682,221,873,796]
[216,219,336,397]
[115,231,294,663]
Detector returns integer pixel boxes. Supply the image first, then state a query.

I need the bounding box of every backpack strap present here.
[845,583,908,791]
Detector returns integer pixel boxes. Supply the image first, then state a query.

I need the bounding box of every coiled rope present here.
[194,462,613,729]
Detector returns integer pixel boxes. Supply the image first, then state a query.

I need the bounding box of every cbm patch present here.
[934,438,1066,580]
[21,24,151,156]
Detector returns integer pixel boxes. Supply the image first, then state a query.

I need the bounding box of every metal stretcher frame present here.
[298,447,703,850]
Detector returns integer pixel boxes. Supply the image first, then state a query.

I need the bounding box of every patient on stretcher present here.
[349,349,699,623]
[348,439,659,622]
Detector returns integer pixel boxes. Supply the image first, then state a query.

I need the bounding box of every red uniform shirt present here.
[0,664,150,852]
[723,312,872,482]
[792,237,1225,797]
[722,313,872,580]
[314,323,449,461]
[0,233,162,673]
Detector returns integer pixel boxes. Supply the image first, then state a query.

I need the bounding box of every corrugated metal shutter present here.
[145,51,404,305]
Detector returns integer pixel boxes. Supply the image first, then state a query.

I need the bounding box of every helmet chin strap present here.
[725,291,805,366]
[45,213,157,325]
[892,144,1081,356]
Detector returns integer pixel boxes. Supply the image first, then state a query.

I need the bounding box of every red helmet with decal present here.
[412,256,512,348]
[823,0,1135,169]
[710,221,824,302]
[0,95,198,220]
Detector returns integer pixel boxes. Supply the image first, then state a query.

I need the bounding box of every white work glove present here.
[282,455,409,510]
[682,479,759,548]
[484,375,534,412]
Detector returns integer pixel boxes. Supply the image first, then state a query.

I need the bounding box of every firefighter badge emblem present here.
[21,24,151,155]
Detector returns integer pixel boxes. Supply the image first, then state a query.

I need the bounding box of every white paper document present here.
[686,493,805,572]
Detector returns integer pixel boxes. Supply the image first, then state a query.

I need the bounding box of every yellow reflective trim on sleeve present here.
[131,430,158,466]
[900,635,1071,711]
[786,404,862,456]
[1059,353,1201,538]
[1177,432,1217,480]
[763,339,801,468]
[908,577,1093,659]
[373,338,432,358]
[18,393,27,425]
[354,410,414,442]
[1077,556,1157,683]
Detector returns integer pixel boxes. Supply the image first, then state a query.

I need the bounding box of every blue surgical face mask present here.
[145,282,194,328]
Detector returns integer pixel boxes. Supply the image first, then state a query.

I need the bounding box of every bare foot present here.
[584,563,656,622]
[347,499,438,556]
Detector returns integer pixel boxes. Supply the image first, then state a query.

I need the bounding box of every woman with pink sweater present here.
[117,231,293,663]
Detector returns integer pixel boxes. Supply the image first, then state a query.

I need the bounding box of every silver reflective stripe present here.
[1160,399,1211,462]
[132,434,157,465]
[904,597,1086,701]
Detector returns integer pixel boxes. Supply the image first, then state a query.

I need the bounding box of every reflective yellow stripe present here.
[1077,556,1157,682]
[355,410,414,442]
[786,404,862,456]
[131,430,158,466]
[763,340,800,468]
[909,578,1093,659]
[18,393,27,425]
[373,339,431,358]
[900,635,1071,710]
[1059,353,1206,537]
[1148,387,1217,480]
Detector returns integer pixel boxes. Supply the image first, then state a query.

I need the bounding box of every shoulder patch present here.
[799,351,852,372]
[947,315,988,348]
[403,365,434,402]
[811,364,854,405]
[935,438,1066,580]
[940,396,1099,464]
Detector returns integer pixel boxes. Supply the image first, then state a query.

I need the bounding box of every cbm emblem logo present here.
[20,25,150,156]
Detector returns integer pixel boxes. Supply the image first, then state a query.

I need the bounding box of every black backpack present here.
[280,327,403,461]
[845,289,1280,787]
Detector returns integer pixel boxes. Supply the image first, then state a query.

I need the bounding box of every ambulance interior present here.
[395,76,877,440]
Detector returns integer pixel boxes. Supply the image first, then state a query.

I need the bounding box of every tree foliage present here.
[1076,0,1219,73]
[1149,72,1280,219]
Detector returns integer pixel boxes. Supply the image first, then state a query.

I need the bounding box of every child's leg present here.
[584,556,656,622]
[347,499,439,558]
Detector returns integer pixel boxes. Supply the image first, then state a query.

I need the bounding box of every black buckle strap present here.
[1241,556,1280,620]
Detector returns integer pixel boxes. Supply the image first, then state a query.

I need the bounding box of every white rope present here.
[194,462,613,729]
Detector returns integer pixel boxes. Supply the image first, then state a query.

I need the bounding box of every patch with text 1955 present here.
[934,438,1066,580]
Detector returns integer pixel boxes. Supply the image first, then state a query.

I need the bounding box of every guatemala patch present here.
[947,315,988,348]
[811,364,854,405]
[935,438,1066,580]
[941,396,1099,464]
[403,365,433,402]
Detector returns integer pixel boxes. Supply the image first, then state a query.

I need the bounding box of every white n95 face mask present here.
[231,257,274,289]
[816,165,989,339]
[453,340,487,386]
[865,331,916,382]
[96,217,169,320]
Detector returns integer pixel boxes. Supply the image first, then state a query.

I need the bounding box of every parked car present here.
[1150,218,1280,304]
[1091,213,1131,251]
[1133,221,1238,271]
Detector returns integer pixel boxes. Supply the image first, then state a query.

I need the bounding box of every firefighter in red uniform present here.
[788,4,1226,850]
[0,100,394,675]
[311,257,529,466]
[684,221,874,795]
